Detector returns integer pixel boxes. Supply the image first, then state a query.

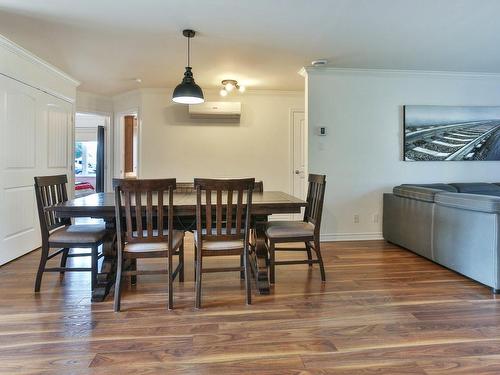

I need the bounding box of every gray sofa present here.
[383,183,500,292]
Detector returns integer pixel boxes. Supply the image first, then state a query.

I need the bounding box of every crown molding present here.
[113,87,304,98]
[0,34,80,86]
[301,66,500,79]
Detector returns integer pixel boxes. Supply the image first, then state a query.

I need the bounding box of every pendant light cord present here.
[187,36,190,67]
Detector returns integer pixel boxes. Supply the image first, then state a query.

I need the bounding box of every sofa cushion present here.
[449,183,500,197]
[393,185,444,202]
[435,192,500,213]
[403,183,458,192]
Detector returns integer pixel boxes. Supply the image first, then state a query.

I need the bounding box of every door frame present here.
[114,108,140,179]
[74,110,113,192]
[289,108,307,198]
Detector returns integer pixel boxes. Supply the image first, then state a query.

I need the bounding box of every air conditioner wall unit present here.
[188,101,241,119]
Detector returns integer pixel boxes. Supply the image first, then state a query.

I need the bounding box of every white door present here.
[291,110,306,219]
[0,75,73,265]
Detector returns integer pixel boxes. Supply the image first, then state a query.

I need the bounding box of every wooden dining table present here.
[48,191,307,302]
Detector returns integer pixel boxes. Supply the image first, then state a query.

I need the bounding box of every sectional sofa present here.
[383,183,500,292]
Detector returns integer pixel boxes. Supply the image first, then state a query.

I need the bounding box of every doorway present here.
[290,109,307,219]
[74,113,110,196]
[115,111,139,179]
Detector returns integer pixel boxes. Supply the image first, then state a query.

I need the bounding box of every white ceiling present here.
[0,0,499,95]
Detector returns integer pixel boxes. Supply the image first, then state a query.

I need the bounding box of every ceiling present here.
[0,0,499,96]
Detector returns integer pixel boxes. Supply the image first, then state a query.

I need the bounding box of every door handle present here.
[295,170,301,175]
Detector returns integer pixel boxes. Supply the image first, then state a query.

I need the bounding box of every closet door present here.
[0,75,73,265]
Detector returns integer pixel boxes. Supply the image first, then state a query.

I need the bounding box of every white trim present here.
[320,232,384,242]
[301,66,500,80]
[0,34,80,85]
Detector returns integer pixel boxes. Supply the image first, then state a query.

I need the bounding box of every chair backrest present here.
[194,178,255,246]
[304,174,326,233]
[176,182,196,193]
[177,180,263,194]
[34,175,70,240]
[114,179,176,247]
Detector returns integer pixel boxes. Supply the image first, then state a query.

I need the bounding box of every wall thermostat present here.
[317,126,327,136]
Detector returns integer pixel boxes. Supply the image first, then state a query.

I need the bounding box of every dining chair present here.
[264,174,326,283]
[113,178,185,311]
[194,178,255,308]
[34,175,108,292]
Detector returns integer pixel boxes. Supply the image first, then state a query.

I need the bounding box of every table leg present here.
[92,218,117,302]
[250,217,270,295]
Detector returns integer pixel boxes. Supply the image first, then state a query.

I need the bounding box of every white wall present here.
[305,68,500,241]
[76,90,113,114]
[136,88,304,192]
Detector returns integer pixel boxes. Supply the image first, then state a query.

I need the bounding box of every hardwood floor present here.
[1,236,499,374]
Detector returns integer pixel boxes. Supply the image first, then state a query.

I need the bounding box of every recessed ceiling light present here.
[135,78,142,83]
[311,59,328,66]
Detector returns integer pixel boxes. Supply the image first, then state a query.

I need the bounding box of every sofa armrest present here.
[393,185,444,202]
[435,192,500,213]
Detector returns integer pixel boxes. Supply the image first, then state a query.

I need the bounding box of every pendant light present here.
[172,29,204,104]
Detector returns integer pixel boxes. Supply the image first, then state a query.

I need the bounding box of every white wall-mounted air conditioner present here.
[188,101,241,119]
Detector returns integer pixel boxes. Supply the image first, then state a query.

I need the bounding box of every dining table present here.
[48,190,307,302]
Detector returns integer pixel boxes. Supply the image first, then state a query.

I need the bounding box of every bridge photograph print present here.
[404,105,500,161]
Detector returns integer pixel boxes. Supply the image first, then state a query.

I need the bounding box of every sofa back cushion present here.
[404,183,457,192]
[449,183,500,197]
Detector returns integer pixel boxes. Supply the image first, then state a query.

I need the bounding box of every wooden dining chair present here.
[34,175,108,292]
[264,174,327,283]
[194,178,255,308]
[113,178,185,311]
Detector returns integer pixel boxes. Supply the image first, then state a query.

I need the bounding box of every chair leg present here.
[167,251,174,310]
[194,244,197,281]
[305,242,313,268]
[34,244,49,292]
[59,248,70,278]
[269,241,276,284]
[179,240,184,283]
[91,246,99,291]
[314,239,326,282]
[240,254,245,280]
[114,254,123,312]
[130,259,137,285]
[244,248,252,305]
[195,250,203,309]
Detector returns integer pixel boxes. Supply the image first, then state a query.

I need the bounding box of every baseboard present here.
[321,232,384,242]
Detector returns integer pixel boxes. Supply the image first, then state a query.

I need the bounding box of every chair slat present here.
[236,189,243,233]
[146,190,153,238]
[216,190,222,235]
[226,189,233,233]
[205,189,212,233]
[158,189,164,235]
[135,190,142,239]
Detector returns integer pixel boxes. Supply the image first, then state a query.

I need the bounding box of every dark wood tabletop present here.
[49,191,307,218]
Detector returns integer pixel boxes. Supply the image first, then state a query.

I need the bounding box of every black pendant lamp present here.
[172,29,205,104]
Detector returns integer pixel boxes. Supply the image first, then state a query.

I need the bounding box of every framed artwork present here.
[404,105,500,161]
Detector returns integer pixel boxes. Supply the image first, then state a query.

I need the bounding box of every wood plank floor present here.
[1,236,500,374]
